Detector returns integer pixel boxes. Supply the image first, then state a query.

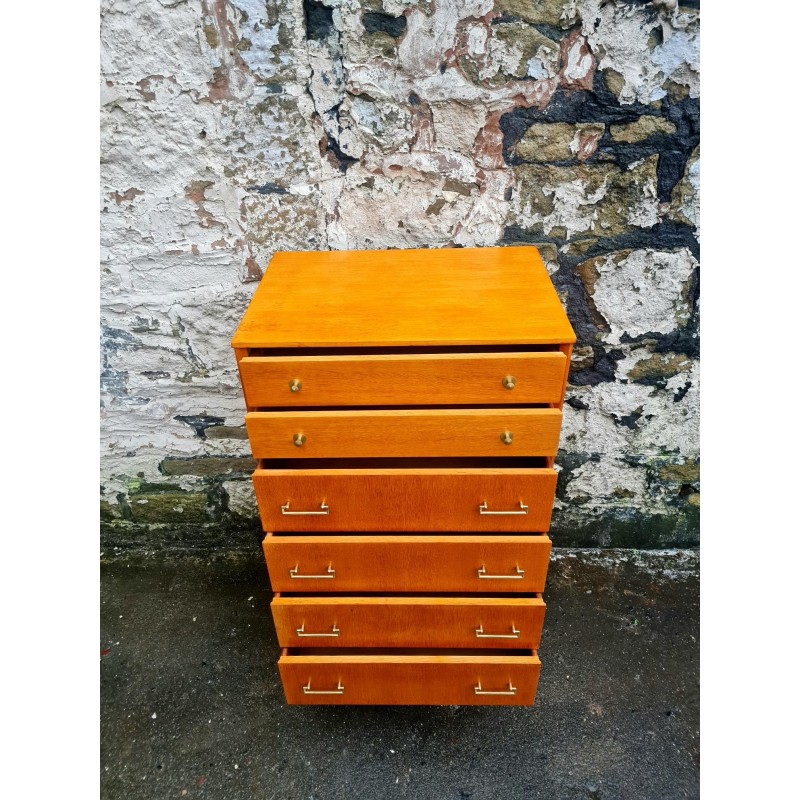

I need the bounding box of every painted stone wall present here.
[100,0,699,549]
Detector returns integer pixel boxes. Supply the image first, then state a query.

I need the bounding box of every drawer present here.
[253,466,558,532]
[238,352,567,407]
[271,595,546,649]
[262,534,551,593]
[246,408,562,459]
[278,649,541,705]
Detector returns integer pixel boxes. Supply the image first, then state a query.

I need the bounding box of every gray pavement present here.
[100,548,699,800]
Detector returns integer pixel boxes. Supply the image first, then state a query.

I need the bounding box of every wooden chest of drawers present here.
[232,246,574,705]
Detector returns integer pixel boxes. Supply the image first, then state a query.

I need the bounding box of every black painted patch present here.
[612,408,644,430]
[325,135,358,172]
[362,11,407,39]
[246,183,288,195]
[570,347,626,387]
[673,381,692,403]
[175,415,225,440]
[303,0,334,41]
[566,396,590,410]
[500,70,699,203]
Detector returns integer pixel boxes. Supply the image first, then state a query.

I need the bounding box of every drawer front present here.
[253,468,558,532]
[246,408,562,459]
[278,652,541,705]
[272,596,545,650]
[238,352,567,407]
[262,534,551,593]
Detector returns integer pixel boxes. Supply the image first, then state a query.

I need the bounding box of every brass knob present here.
[293,433,306,447]
[502,375,516,390]
[501,431,513,445]
[289,378,302,393]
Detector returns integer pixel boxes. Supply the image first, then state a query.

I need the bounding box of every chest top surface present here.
[231,246,575,349]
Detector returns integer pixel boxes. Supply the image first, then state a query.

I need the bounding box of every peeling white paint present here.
[100,0,700,528]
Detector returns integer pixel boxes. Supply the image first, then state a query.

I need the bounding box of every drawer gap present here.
[249,403,554,411]
[249,345,561,356]
[283,647,536,656]
[266,531,551,538]
[256,456,551,469]
[276,592,544,599]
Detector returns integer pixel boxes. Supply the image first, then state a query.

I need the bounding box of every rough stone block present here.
[128,492,209,524]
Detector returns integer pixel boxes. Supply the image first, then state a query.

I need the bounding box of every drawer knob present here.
[293,433,306,447]
[477,565,525,580]
[289,378,302,393]
[303,680,344,695]
[281,500,329,516]
[474,681,517,696]
[297,623,340,638]
[501,431,513,445]
[479,501,528,515]
[475,624,521,639]
[502,375,516,390]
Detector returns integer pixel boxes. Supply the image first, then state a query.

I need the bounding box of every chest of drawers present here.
[232,246,575,705]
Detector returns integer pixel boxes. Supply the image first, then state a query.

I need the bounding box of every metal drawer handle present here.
[296,623,340,638]
[477,565,525,580]
[479,501,528,515]
[289,564,335,579]
[303,680,344,695]
[475,681,517,696]
[281,501,329,516]
[475,624,521,639]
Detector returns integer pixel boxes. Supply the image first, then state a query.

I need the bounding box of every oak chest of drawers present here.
[232,246,575,705]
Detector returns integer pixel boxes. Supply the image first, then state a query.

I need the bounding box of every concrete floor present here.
[100,548,699,800]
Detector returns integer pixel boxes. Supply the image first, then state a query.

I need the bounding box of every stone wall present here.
[100,0,699,550]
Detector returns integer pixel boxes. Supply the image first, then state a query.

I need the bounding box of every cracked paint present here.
[101,0,700,545]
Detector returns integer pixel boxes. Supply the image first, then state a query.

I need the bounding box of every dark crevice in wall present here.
[174,415,225,440]
[303,0,334,41]
[362,11,407,39]
[246,183,289,195]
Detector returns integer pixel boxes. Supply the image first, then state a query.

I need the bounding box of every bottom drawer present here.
[278,649,541,705]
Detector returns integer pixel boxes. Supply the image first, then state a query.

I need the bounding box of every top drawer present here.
[238,352,568,407]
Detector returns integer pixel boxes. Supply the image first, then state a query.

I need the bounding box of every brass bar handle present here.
[281,501,329,516]
[477,565,525,580]
[296,623,340,638]
[475,624,521,639]
[479,501,528,515]
[303,680,344,695]
[474,681,517,696]
[289,564,335,579]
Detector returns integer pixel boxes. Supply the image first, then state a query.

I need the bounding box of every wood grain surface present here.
[278,651,541,705]
[271,595,546,649]
[231,246,575,348]
[253,467,557,531]
[238,351,568,407]
[262,534,552,593]
[246,408,563,459]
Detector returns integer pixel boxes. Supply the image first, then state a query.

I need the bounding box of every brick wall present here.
[100,0,699,550]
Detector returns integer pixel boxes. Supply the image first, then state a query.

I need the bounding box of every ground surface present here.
[100,549,699,800]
